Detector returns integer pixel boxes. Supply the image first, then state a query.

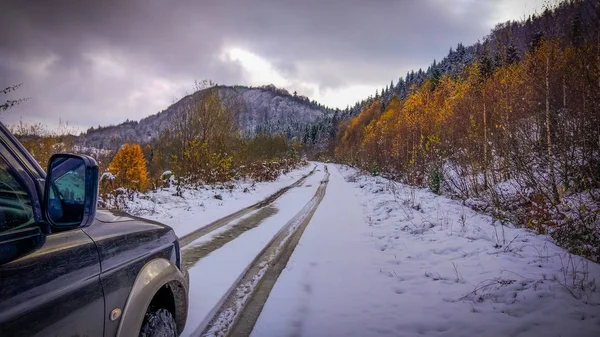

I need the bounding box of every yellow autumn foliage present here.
[108,143,149,191]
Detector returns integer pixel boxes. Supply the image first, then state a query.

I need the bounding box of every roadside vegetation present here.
[9,120,80,168]
[11,86,305,210]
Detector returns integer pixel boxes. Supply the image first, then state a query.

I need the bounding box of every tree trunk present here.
[483,94,488,189]
[546,55,559,203]
[504,88,511,181]
[563,76,567,109]
[411,129,415,167]
[562,75,568,189]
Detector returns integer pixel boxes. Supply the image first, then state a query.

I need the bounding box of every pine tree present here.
[505,43,520,65]
[529,30,544,51]
[570,14,582,47]
[430,61,442,91]
[479,51,494,79]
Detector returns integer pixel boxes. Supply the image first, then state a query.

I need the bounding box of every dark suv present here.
[0,122,188,337]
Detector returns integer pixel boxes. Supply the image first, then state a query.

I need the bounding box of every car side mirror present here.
[44,154,99,229]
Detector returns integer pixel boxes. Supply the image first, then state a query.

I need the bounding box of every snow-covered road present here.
[147,162,600,337]
[180,166,328,336]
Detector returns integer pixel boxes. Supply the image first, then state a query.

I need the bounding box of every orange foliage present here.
[334,38,600,193]
[107,143,149,191]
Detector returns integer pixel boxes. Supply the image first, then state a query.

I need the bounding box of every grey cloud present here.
[1,0,508,128]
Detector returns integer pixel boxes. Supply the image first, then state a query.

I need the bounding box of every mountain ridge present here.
[81,84,336,149]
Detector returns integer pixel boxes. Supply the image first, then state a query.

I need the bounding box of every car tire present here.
[139,308,177,337]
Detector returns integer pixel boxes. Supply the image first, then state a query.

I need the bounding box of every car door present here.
[0,140,105,337]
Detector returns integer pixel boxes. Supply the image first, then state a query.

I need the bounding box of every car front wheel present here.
[139,308,177,337]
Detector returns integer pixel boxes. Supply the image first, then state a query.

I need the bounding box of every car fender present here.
[116,258,188,337]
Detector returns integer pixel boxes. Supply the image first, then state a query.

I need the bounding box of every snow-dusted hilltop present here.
[81,84,334,149]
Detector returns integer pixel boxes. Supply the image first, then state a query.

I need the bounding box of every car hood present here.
[83,209,178,272]
[95,209,139,223]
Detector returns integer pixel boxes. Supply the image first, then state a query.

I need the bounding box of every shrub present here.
[369,161,380,176]
[428,167,442,195]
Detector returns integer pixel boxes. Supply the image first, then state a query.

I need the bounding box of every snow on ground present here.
[252,164,600,337]
[119,164,313,237]
[181,167,328,337]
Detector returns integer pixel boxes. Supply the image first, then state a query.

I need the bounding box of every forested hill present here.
[360,0,597,112]
[302,0,599,153]
[333,0,600,261]
[81,84,337,149]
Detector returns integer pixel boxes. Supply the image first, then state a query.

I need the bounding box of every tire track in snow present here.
[195,165,330,337]
[179,165,317,247]
[182,205,279,270]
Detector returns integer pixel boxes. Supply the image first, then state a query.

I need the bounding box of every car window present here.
[0,155,35,232]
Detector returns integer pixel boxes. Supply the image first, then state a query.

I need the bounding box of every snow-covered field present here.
[252,164,600,337]
[119,164,313,237]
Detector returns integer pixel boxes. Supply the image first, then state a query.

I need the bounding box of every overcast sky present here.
[0,0,544,130]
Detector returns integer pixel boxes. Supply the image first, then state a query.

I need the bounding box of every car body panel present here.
[83,209,184,336]
[0,229,104,337]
